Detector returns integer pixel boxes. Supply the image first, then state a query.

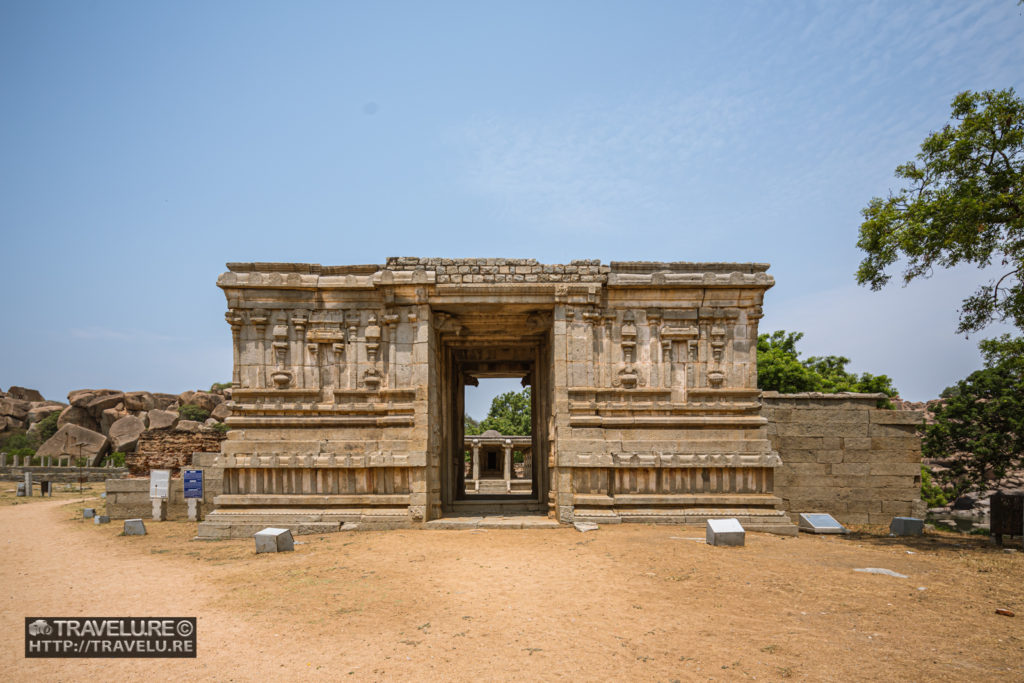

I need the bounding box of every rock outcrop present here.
[2,385,234,465]
[36,424,110,466]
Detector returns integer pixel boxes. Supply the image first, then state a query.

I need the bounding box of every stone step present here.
[425,515,560,530]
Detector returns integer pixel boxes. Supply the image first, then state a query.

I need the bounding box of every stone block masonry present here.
[764,392,925,525]
[199,258,800,537]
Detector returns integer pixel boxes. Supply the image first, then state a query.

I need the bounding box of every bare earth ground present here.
[1,487,1022,682]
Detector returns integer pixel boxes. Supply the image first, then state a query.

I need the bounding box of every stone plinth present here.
[706,518,745,546]
[254,527,294,553]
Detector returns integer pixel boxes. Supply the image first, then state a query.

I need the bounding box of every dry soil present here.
[1,487,1022,681]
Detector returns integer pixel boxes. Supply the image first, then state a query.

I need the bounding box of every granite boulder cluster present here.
[1,386,231,466]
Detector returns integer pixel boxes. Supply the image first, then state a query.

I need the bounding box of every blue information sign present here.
[183,469,203,499]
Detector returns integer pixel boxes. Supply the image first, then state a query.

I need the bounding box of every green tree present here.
[464,414,482,436]
[855,89,1024,335]
[757,331,898,406]
[923,334,1024,492]
[474,387,532,436]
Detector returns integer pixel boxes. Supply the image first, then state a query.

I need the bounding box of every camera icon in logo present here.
[28,620,52,636]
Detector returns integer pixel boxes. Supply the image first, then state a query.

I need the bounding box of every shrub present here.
[210,381,232,391]
[920,466,949,508]
[178,404,211,422]
[209,422,230,434]
[36,411,61,441]
[0,431,39,457]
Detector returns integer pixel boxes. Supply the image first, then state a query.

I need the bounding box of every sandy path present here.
[1,497,276,680]
[2,495,1022,681]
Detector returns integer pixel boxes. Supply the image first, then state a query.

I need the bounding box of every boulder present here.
[85,392,125,417]
[109,415,145,452]
[177,390,196,406]
[100,406,128,435]
[57,405,101,432]
[36,424,110,466]
[3,416,22,431]
[7,386,44,402]
[27,402,65,424]
[124,391,158,412]
[175,419,201,433]
[152,393,178,410]
[0,397,30,421]
[146,409,179,430]
[189,391,224,412]
[211,402,232,421]
[68,389,119,408]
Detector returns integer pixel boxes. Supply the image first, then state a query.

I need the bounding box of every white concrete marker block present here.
[254,527,294,553]
[889,517,924,536]
[94,515,110,525]
[24,472,32,497]
[83,508,95,519]
[187,498,199,522]
[151,498,167,521]
[123,519,147,535]
[798,513,848,534]
[706,518,745,547]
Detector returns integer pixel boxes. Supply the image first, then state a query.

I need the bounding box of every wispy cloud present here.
[454,90,759,234]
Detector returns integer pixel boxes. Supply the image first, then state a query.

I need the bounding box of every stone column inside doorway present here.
[503,440,512,493]
[472,442,480,492]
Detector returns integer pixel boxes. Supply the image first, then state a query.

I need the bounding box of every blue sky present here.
[1,1,1021,414]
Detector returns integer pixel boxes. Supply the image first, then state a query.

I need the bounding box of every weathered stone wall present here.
[104,478,198,520]
[764,392,925,524]
[129,430,227,476]
[1,466,128,482]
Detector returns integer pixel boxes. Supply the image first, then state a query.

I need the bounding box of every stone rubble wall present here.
[129,430,228,476]
[384,257,610,284]
[764,392,926,525]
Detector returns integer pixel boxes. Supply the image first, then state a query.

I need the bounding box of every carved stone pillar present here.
[472,441,480,492]
[504,440,513,493]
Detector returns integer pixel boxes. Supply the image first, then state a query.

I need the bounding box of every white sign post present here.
[150,469,170,521]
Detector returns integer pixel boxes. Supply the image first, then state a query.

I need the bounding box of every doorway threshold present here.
[425,514,560,530]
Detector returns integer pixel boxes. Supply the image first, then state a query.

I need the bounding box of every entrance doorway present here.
[435,308,552,515]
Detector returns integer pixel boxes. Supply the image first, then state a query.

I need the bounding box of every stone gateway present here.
[195,258,917,539]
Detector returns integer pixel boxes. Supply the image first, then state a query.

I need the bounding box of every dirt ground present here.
[1,487,1022,681]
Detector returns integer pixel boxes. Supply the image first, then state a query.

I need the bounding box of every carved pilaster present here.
[346,310,359,391]
[250,310,268,388]
[383,312,399,389]
[291,312,308,389]
[225,310,243,388]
